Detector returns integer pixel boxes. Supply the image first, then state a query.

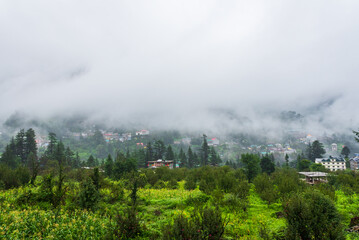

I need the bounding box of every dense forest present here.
[1,129,359,239]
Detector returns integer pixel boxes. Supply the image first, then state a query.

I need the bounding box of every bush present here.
[184,175,197,190]
[162,206,229,240]
[112,206,143,239]
[78,178,100,210]
[284,190,344,240]
[184,192,211,206]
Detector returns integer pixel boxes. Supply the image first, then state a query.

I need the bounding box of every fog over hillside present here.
[1,1,359,136]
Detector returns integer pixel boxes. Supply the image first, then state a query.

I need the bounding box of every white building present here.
[315,156,346,171]
[136,130,150,136]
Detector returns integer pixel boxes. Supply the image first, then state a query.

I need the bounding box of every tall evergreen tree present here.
[87,155,96,167]
[179,148,187,167]
[47,132,58,158]
[145,142,153,168]
[201,134,209,166]
[25,128,37,160]
[0,143,18,168]
[74,152,81,168]
[165,145,174,160]
[54,141,65,165]
[187,146,195,168]
[260,154,275,174]
[104,154,114,178]
[209,146,221,166]
[64,146,74,167]
[153,140,166,160]
[241,153,261,182]
[285,153,289,168]
[341,146,350,158]
[15,129,26,164]
[307,140,326,162]
[28,152,39,185]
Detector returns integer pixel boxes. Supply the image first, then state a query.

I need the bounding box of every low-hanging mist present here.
[1,0,359,136]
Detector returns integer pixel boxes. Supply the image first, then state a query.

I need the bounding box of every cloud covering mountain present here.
[1,0,359,134]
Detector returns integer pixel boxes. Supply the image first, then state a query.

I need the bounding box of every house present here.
[350,154,359,170]
[331,143,338,152]
[148,159,174,169]
[299,172,328,185]
[120,133,132,142]
[315,156,346,171]
[136,130,150,136]
[207,138,219,146]
[103,132,119,142]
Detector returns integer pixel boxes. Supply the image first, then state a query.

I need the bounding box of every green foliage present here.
[78,178,100,210]
[241,153,261,182]
[260,154,275,175]
[112,206,143,239]
[341,146,350,158]
[162,206,228,240]
[254,173,278,204]
[297,159,311,171]
[306,140,326,162]
[284,190,344,240]
[0,164,30,189]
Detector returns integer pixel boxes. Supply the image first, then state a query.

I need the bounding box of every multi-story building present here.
[315,156,346,171]
[350,154,359,170]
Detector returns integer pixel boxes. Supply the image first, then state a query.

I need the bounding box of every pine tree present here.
[65,146,74,167]
[153,140,166,160]
[179,148,187,167]
[28,152,39,185]
[201,134,209,166]
[104,154,114,178]
[187,146,195,168]
[54,141,65,165]
[0,143,19,168]
[285,153,289,168]
[47,132,58,158]
[209,146,221,166]
[260,154,275,174]
[341,146,350,158]
[73,152,81,168]
[15,129,26,164]
[87,155,95,167]
[165,145,174,160]
[307,140,326,162]
[145,142,153,168]
[25,128,37,160]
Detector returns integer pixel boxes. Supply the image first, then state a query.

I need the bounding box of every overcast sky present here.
[1,0,359,133]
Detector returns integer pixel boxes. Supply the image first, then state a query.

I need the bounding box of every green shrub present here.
[184,192,211,206]
[162,206,229,240]
[284,190,344,240]
[112,206,143,239]
[78,178,100,210]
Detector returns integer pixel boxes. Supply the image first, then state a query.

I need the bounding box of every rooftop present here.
[299,172,328,177]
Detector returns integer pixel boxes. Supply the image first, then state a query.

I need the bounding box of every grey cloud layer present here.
[1,0,359,133]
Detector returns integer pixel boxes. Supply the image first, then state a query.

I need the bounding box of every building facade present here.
[315,156,346,171]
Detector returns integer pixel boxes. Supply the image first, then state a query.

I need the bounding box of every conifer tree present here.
[15,129,26,164]
[25,128,37,160]
[145,142,153,168]
[179,148,187,167]
[87,155,95,167]
[165,145,174,160]
[187,146,195,168]
[104,154,114,178]
[201,134,209,166]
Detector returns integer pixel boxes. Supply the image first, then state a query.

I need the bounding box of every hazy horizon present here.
[1,1,359,135]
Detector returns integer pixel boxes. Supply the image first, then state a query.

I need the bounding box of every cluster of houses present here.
[246,143,296,155]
